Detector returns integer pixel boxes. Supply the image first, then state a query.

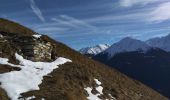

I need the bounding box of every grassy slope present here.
[0,18,35,36]
[20,35,167,100]
[0,19,168,100]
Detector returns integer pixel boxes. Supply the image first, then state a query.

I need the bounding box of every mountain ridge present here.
[146,33,170,51]
[79,44,110,57]
[104,37,150,58]
[93,36,170,98]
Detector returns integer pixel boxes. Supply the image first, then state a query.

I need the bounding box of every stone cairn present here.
[13,36,53,61]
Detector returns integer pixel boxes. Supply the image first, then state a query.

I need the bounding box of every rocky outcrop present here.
[33,40,52,61]
[0,32,52,62]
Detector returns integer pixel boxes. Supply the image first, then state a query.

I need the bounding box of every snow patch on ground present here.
[0,53,71,100]
[96,86,103,95]
[85,78,116,100]
[41,98,45,100]
[0,57,20,67]
[94,79,102,85]
[0,34,3,38]
[84,87,102,100]
[84,79,103,100]
[25,96,36,100]
[33,34,42,39]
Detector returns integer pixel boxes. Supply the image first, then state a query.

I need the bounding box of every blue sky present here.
[1,0,170,50]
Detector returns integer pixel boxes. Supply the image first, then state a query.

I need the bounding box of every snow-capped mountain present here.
[79,44,110,56]
[104,37,150,57]
[93,36,170,98]
[146,34,170,51]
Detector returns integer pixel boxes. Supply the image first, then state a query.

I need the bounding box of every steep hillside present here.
[94,48,170,98]
[0,19,167,100]
[0,18,35,36]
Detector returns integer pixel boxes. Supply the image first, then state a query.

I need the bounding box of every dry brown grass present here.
[0,19,168,100]
[20,35,168,100]
[0,88,9,100]
[0,18,35,36]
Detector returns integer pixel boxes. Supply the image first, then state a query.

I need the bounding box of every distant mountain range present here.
[80,34,170,56]
[104,37,150,58]
[147,34,170,51]
[79,44,110,57]
[82,34,170,98]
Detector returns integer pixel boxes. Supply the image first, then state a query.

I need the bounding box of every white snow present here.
[84,87,102,100]
[25,96,36,100]
[94,79,102,85]
[0,57,20,67]
[0,34,3,38]
[33,34,42,39]
[0,53,71,100]
[85,79,116,100]
[80,44,110,55]
[0,58,9,64]
[94,79,103,95]
[109,94,117,100]
[41,98,45,100]
[84,79,103,100]
[96,86,103,95]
